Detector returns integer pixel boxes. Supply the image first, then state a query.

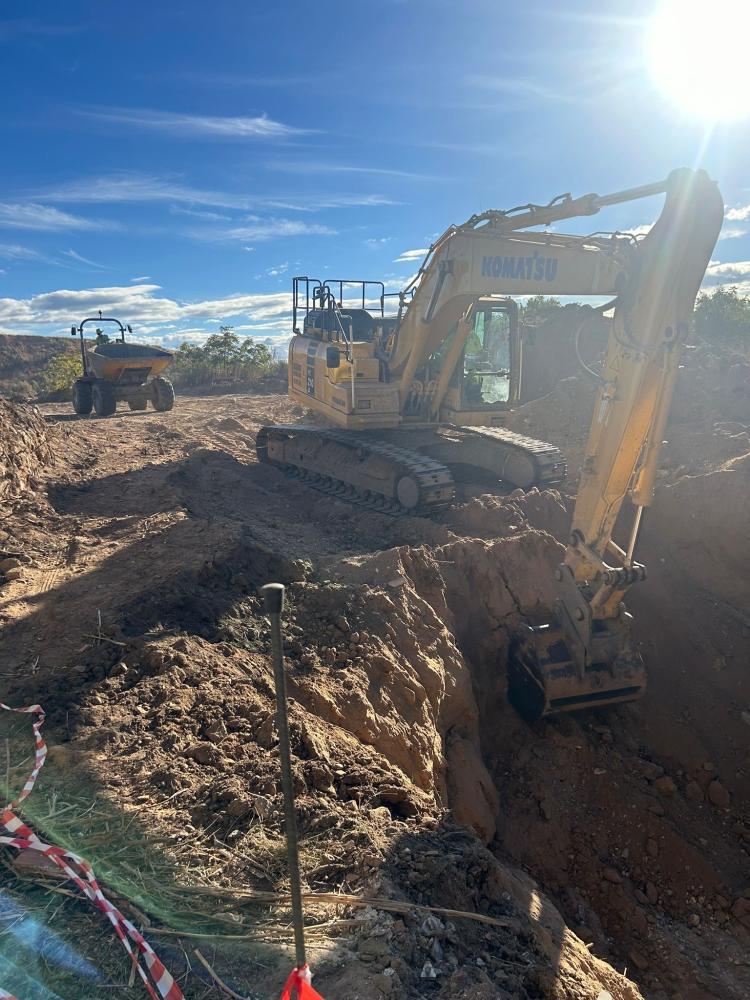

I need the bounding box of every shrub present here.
[38,353,82,396]
[694,286,750,350]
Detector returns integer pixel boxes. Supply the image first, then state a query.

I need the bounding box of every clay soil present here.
[0,342,748,1000]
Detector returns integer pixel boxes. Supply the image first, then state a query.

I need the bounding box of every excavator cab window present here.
[462,305,513,407]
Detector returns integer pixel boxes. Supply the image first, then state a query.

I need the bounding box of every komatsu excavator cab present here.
[434,297,521,424]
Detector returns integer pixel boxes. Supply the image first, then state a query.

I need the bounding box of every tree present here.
[203,325,241,376]
[694,286,750,350]
[519,295,563,326]
[167,326,284,388]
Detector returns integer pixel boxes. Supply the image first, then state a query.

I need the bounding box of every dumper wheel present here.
[72,380,93,415]
[151,377,175,412]
[92,381,117,417]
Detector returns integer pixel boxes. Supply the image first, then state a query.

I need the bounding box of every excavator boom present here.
[508,168,724,719]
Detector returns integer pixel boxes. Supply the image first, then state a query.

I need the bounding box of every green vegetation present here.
[37,351,83,395]
[169,325,283,388]
[694,286,750,350]
[36,325,285,398]
[521,288,749,352]
[519,295,564,325]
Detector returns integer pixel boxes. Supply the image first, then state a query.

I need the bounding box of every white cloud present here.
[62,249,107,269]
[394,248,428,263]
[77,107,310,139]
[725,204,750,222]
[0,283,293,337]
[264,194,396,211]
[0,203,109,231]
[622,223,652,237]
[32,173,393,214]
[205,219,336,243]
[704,260,750,280]
[268,160,430,180]
[366,237,392,247]
[264,262,289,277]
[464,74,582,105]
[129,275,151,282]
[34,174,255,210]
[168,205,232,222]
[719,224,747,240]
[0,243,44,261]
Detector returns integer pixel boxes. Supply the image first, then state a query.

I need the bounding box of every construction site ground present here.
[0,339,748,1000]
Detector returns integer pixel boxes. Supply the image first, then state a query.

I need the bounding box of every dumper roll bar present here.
[71,311,133,376]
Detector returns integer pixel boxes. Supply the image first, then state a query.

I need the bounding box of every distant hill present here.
[0,333,79,399]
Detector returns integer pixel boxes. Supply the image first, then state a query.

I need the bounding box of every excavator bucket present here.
[507,621,647,722]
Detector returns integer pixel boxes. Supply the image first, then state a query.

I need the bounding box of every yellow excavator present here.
[259,167,723,716]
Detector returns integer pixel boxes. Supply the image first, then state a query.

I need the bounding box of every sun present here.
[647,0,750,121]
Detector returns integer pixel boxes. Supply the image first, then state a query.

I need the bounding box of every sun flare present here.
[647,0,750,121]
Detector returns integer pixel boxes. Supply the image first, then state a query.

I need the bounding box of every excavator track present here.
[458,426,567,488]
[257,425,456,515]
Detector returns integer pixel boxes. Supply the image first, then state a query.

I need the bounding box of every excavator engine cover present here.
[508,620,646,722]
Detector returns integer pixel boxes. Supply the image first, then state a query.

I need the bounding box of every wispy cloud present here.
[0,19,85,40]
[268,159,432,180]
[265,194,397,211]
[0,202,109,231]
[0,243,44,261]
[464,74,584,106]
[130,275,152,282]
[34,174,252,209]
[204,219,336,243]
[62,248,108,269]
[77,106,311,140]
[394,247,428,263]
[719,225,747,241]
[168,205,232,222]
[32,173,393,214]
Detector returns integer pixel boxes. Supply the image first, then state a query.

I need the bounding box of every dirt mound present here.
[506,339,750,489]
[2,375,748,999]
[520,305,609,403]
[0,400,60,585]
[42,533,638,1000]
[0,398,52,504]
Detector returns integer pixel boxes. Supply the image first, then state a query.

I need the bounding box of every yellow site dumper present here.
[70,312,175,417]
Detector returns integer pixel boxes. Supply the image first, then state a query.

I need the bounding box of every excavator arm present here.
[507,168,724,719]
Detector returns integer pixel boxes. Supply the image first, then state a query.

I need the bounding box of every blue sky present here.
[1,0,749,349]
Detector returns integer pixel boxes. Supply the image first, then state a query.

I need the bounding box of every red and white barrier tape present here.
[0,701,183,1000]
[280,964,324,1000]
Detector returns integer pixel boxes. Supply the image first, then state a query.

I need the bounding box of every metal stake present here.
[262,583,306,971]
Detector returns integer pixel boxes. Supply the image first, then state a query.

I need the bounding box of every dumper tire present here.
[92,381,117,417]
[152,377,175,412]
[72,380,93,415]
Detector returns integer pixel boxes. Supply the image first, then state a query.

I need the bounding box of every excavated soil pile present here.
[505,338,750,485]
[0,336,748,1000]
[0,398,53,507]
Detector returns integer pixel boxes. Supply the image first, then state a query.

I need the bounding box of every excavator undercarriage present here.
[258,423,565,515]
